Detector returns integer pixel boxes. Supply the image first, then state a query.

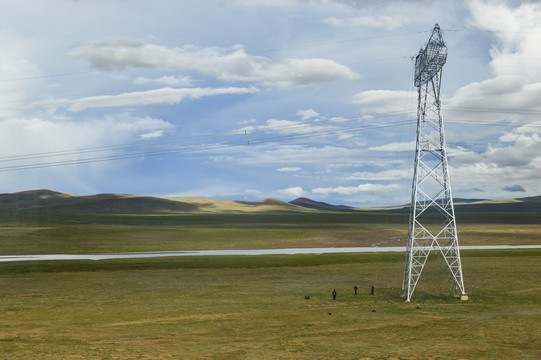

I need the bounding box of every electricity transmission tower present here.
[402,24,467,302]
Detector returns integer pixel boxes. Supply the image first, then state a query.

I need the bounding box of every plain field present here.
[0,250,540,359]
[0,202,540,358]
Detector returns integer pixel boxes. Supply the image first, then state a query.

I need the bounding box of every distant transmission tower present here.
[402,24,467,302]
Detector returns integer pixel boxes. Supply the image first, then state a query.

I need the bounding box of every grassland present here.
[0,191,540,358]
[0,250,540,359]
[0,210,540,255]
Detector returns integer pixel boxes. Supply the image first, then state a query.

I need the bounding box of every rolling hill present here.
[0,189,540,215]
[0,190,198,214]
[290,195,541,213]
[0,189,309,214]
[288,197,354,211]
[379,196,541,213]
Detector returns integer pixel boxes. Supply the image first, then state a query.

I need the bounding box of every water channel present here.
[0,245,539,262]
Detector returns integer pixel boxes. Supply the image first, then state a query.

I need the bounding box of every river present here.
[0,245,539,262]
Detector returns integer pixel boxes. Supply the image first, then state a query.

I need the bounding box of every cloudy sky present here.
[0,0,540,206]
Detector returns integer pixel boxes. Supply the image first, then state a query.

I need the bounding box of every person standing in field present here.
[370,285,375,295]
[354,285,358,295]
[332,289,337,300]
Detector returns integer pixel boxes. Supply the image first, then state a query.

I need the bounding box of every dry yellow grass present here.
[164,196,311,213]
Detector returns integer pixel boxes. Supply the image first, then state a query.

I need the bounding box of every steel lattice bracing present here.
[402,24,467,302]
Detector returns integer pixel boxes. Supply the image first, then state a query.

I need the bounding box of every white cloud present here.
[209,144,358,168]
[485,131,541,167]
[0,32,40,120]
[133,75,193,87]
[329,117,349,123]
[238,119,257,125]
[234,0,296,8]
[447,75,541,117]
[2,0,538,206]
[447,146,483,165]
[139,130,164,139]
[72,41,360,88]
[313,183,400,196]
[167,183,262,200]
[0,113,173,190]
[351,90,417,113]
[297,108,319,120]
[64,86,259,112]
[338,134,352,140]
[467,0,541,81]
[277,186,305,198]
[323,15,412,30]
[0,114,170,157]
[448,1,541,126]
[244,189,263,197]
[450,124,541,198]
[369,141,415,152]
[452,160,541,197]
[277,167,301,172]
[236,118,331,135]
[346,169,409,181]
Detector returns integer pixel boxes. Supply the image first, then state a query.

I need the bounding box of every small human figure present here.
[332,289,337,300]
[370,285,375,295]
[354,285,358,295]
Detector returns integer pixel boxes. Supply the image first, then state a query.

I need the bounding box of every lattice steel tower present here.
[402,24,467,302]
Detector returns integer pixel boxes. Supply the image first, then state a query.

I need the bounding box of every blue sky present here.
[0,0,540,206]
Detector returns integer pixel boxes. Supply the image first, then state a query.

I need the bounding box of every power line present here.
[0,119,416,172]
[1,113,539,173]
[0,110,416,164]
[0,104,538,168]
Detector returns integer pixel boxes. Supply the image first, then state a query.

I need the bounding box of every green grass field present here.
[0,250,540,359]
[1,211,540,255]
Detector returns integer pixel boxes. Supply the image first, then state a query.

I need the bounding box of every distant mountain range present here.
[290,196,541,213]
[0,189,540,214]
